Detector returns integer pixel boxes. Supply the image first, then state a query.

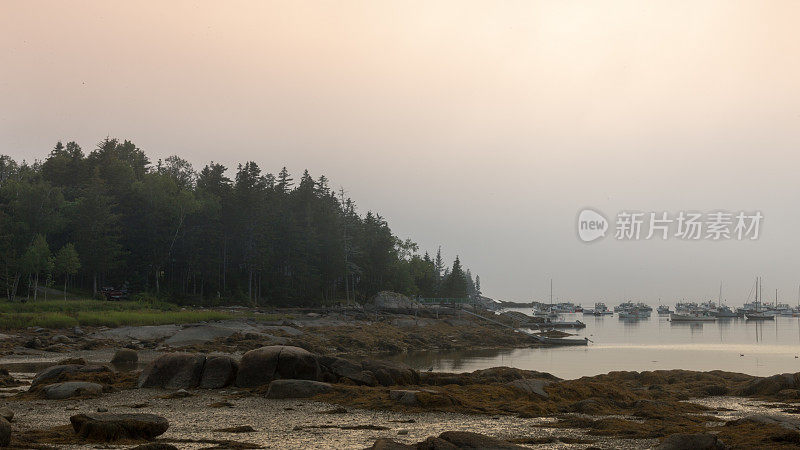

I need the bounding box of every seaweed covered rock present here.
[70,413,169,440]
[0,417,9,447]
[235,346,320,387]
[265,379,333,399]
[138,353,205,389]
[367,431,524,449]
[736,373,799,396]
[656,433,727,450]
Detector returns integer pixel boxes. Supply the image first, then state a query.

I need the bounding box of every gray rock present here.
[138,353,206,389]
[0,407,13,422]
[235,346,320,387]
[656,433,727,450]
[31,364,113,388]
[70,413,169,440]
[265,380,333,399]
[43,381,103,400]
[370,291,419,309]
[93,324,181,341]
[389,389,422,406]
[164,325,238,346]
[505,378,551,398]
[0,417,9,447]
[51,334,72,344]
[389,389,441,406]
[73,326,84,335]
[200,355,238,389]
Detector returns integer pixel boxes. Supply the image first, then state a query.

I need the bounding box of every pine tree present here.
[441,255,468,298]
[277,167,293,194]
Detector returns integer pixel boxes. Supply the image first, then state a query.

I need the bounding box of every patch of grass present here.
[74,310,235,327]
[0,299,177,314]
[0,312,79,330]
[0,299,286,330]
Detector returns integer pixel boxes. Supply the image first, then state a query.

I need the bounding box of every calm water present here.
[394,308,800,379]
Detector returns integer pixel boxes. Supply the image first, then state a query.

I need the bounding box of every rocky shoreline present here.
[0,341,798,448]
[0,309,799,448]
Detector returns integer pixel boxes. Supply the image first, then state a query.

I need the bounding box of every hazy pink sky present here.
[2,1,800,303]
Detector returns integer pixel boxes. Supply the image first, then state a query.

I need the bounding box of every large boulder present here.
[31,364,113,388]
[138,353,206,389]
[0,407,13,422]
[361,359,419,386]
[235,346,320,387]
[0,417,8,447]
[43,381,103,400]
[370,291,419,309]
[200,355,238,389]
[70,413,169,440]
[265,379,333,399]
[318,356,378,386]
[656,433,727,450]
[111,349,138,370]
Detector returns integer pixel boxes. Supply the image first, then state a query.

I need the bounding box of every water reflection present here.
[386,310,800,379]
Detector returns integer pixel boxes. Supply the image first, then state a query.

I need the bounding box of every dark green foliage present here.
[0,139,476,305]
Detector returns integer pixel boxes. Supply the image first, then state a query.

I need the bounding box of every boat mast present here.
[549,279,553,307]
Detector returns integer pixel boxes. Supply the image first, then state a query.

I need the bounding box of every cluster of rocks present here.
[136,345,418,398]
[30,362,115,400]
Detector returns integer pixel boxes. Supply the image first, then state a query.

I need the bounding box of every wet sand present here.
[6,382,655,449]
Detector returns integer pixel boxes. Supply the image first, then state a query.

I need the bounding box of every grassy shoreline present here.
[0,299,279,330]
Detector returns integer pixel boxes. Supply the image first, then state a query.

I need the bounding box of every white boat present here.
[584,302,612,315]
[670,312,716,322]
[745,277,774,320]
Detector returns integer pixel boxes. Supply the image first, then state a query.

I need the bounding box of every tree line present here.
[0,138,481,305]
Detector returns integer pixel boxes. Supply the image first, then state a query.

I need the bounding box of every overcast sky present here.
[2,1,800,304]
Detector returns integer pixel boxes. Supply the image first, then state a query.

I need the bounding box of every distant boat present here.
[712,305,740,318]
[657,305,672,314]
[619,309,649,319]
[584,302,612,315]
[670,312,716,322]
